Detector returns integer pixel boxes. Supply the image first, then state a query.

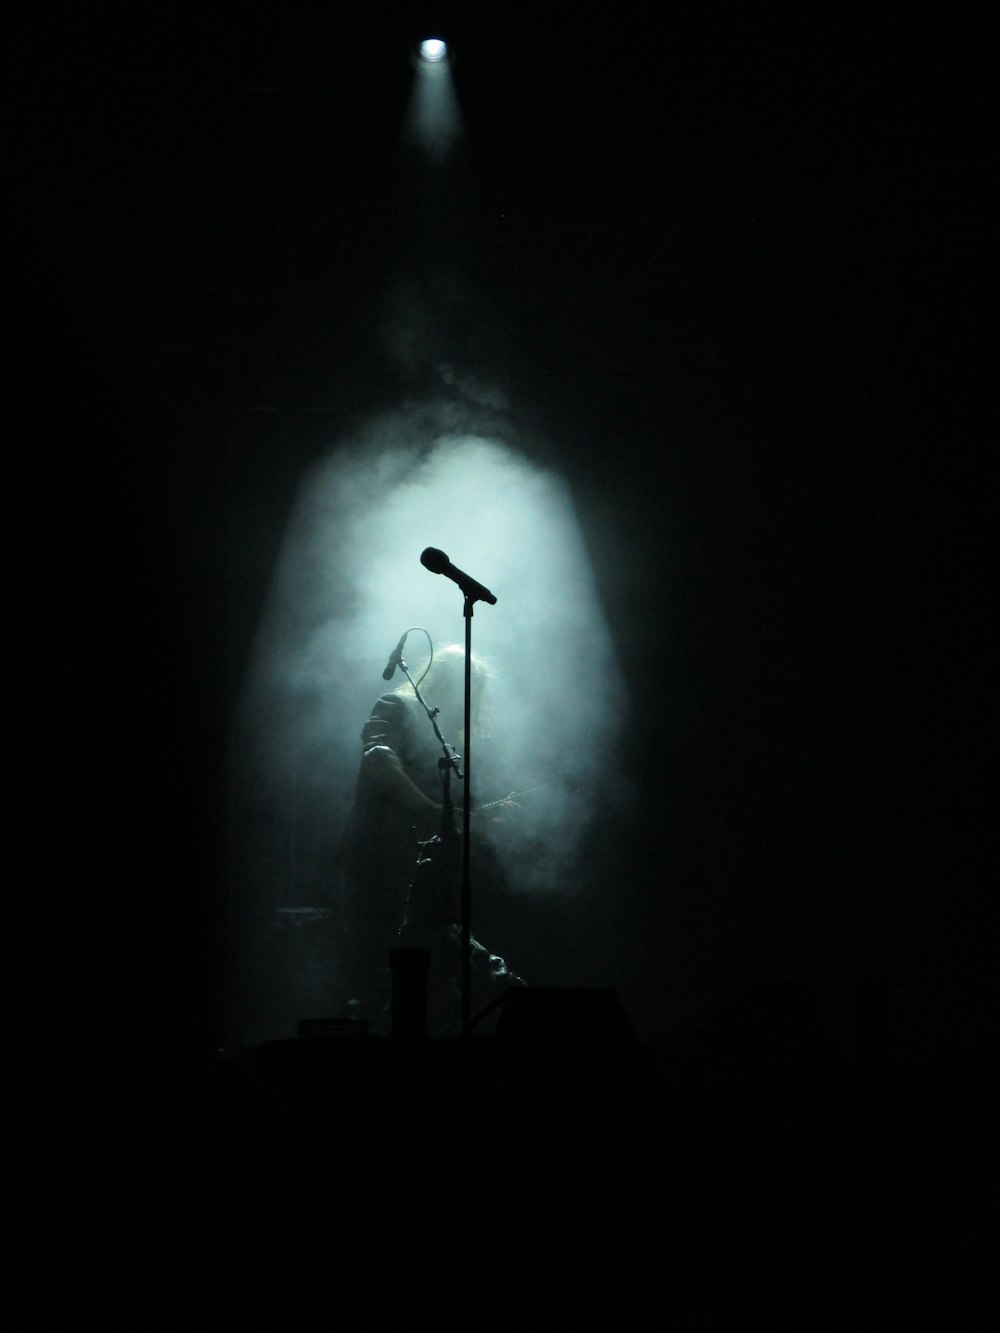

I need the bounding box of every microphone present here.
[382,631,408,680]
[420,548,497,605]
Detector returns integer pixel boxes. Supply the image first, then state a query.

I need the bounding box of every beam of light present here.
[232,404,631,1041]
[404,38,462,161]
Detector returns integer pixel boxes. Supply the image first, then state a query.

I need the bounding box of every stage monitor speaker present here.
[495,987,637,1050]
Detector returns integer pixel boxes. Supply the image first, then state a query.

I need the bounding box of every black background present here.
[24,6,993,1057]
[21,5,997,1321]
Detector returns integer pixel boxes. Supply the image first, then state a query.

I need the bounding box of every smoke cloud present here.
[228,126,630,1033]
[238,400,629,880]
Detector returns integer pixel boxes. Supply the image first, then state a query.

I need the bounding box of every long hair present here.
[394,643,489,737]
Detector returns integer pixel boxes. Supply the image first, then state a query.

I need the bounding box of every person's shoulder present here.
[371,691,415,718]
[362,691,415,744]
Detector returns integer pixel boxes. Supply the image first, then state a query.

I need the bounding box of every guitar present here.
[400,783,552,940]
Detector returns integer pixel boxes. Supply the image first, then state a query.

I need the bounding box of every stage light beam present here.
[405,37,462,161]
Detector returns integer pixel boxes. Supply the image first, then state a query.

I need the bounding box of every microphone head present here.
[420,547,450,573]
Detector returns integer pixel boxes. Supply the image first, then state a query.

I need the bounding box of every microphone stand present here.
[417,549,496,1036]
[398,657,463,1006]
[460,598,473,1037]
[401,659,463,789]
[410,597,480,1036]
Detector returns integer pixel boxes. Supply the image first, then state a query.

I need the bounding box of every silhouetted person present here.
[336,645,523,1033]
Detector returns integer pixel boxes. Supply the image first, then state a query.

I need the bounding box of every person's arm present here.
[357,743,442,817]
[357,693,459,820]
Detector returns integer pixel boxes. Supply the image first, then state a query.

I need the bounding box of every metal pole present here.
[461,598,473,1035]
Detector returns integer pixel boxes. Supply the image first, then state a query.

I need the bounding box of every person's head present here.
[397,643,489,736]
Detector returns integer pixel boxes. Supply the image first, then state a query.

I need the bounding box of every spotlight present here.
[419,38,448,63]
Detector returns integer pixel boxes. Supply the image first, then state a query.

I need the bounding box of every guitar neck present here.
[475,782,550,814]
